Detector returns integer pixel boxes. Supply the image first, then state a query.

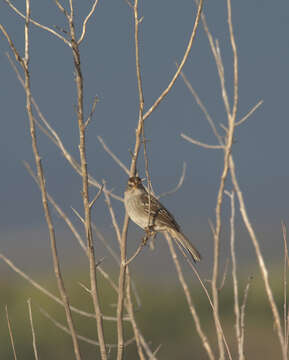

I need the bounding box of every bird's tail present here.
[169,230,201,262]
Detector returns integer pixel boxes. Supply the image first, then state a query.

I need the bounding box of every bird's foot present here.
[142,226,156,246]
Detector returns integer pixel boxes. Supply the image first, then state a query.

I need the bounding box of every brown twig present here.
[39,307,134,348]
[125,241,146,266]
[125,279,146,360]
[142,0,204,122]
[158,162,187,198]
[5,306,18,360]
[282,221,289,353]
[3,0,70,46]
[6,52,123,205]
[115,3,204,357]
[235,100,263,126]
[85,95,99,128]
[165,233,215,360]
[117,0,144,358]
[2,3,83,358]
[180,69,224,145]
[98,136,130,175]
[181,134,224,149]
[173,239,233,360]
[65,5,107,356]
[240,276,252,352]
[230,155,286,358]
[78,0,99,44]
[27,299,39,360]
[226,190,245,360]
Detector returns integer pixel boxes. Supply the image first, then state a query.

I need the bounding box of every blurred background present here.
[0,0,289,358]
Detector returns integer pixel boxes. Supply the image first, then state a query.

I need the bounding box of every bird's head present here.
[126,176,144,191]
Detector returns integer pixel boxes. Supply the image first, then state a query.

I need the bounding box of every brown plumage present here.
[124,176,201,262]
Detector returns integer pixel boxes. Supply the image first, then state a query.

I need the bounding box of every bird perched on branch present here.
[124,176,201,262]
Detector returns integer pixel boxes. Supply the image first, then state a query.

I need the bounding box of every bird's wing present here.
[140,192,180,231]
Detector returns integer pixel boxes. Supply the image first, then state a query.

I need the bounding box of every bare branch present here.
[226,190,245,360]
[103,182,122,244]
[180,69,223,145]
[166,234,215,360]
[54,0,67,16]
[85,96,99,128]
[158,162,187,198]
[6,53,123,203]
[78,0,99,44]
[89,184,103,209]
[236,100,264,126]
[27,299,39,360]
[230,155,286,358]
[125,241,146,266]
[240,277,252,352]
[218,258,229,291]
[68,15,107,356]
[125,280,146,360]
[0,253,120,321]
[142,0,204,122]
[0,25,22,63]
[282,221,288,353]
[39,307,135,348]
[3,0,70,46]
[98,136,129,175]
[181,133,224,149]
[5,306,18,360]
[174,241,233,360]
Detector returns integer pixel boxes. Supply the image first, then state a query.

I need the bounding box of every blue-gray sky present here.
[1,0,289,277]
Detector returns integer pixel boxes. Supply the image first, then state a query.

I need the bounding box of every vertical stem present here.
[230,155,287,360]
[68,13,107,360]
[22,2,83,358]
[166,234,215,360]
[117,215,129,360]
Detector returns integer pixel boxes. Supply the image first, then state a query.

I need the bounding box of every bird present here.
[124,176,201,262]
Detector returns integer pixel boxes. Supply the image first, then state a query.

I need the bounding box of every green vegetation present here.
[0,265,286,359]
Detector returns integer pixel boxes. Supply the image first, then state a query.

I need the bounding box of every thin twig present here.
[198,1,239,358]
[25,161,122,308]
[85,95,99,128]
[5,306,18,360]
[158,162,187,198]
[282,221,288,354]
[218,258,229,291]
[181,133,223,149]
[6,52,123,203]
[226,190,245,360]
[230,155,286,358]
[240,276,252,351]
[116,1,146,357]
[5,2,83,357]
[174,241,233,360]
[180,69,224,145]
[103,181,122,244]
[89,184,103,209]
[54,0,67,16]
[3,0,70,46]
[98,136,130,175]
[235,100,263,126]
[39,307,134,348]
[125,241,146,266]
[142,0,204,122]
[68,10,107,357]
[78,0,99,44]
[166,234,215,360]
[126,280,146,360]
[27,299,39,360]
[0,253,120,321]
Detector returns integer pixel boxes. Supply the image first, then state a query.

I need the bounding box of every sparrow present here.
[124,176,201,262]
